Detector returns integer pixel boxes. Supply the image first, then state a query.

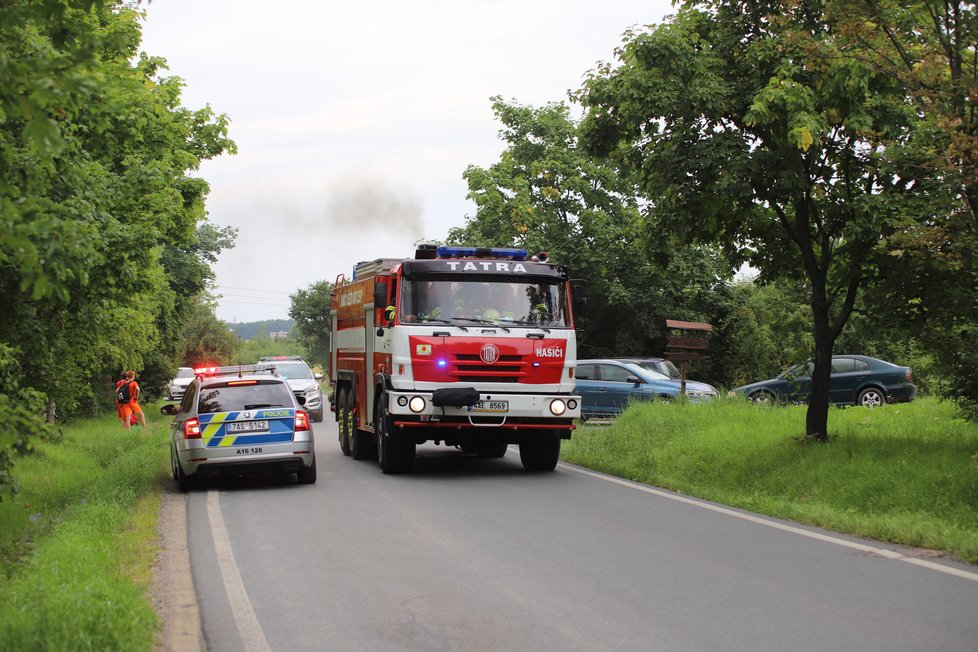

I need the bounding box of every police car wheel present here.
[176,461,196,492]
[296,457,317,484]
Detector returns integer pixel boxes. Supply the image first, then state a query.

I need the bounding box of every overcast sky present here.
[139,0,675,323]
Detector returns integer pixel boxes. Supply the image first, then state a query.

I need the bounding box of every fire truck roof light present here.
[435,246,527,261]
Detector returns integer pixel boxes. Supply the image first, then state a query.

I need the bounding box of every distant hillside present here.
[227,319,296,340]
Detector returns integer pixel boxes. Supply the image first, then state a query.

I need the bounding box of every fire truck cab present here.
[330,244,584,474]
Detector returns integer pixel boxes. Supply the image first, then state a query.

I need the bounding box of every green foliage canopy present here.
[577,1,933,439]
[290,280,333,370]
[0,0,236,496]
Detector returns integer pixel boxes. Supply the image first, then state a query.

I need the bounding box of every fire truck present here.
[330,244,585,474]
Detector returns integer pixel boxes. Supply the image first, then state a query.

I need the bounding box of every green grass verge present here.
[0,409,169,652]
[562,396,978,563]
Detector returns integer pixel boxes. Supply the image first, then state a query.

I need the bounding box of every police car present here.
[161,364,317,491]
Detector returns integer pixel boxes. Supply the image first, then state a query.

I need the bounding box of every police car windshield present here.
[270,361,313,380]
[197,380,294,414]
[400,278,569,327]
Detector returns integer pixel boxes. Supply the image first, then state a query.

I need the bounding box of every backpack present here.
[117,381,132,403]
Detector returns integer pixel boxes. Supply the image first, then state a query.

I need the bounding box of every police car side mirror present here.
[314,372,323,380]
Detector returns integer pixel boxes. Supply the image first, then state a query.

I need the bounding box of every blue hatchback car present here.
[730,354,917,407]
[576,359,718,417]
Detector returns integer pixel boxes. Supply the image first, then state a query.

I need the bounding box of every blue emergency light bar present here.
[435,246,528,261]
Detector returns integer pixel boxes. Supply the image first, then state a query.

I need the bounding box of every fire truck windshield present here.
[399,278,570,328]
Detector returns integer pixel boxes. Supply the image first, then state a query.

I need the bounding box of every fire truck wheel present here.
[519,431,561,472]
[337,388,352,456]
[350,401,376,461]
[376,395,415,474]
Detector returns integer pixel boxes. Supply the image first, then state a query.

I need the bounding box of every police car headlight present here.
[409,396,426,413]
[549,399,567,416]
[305,389,322,400]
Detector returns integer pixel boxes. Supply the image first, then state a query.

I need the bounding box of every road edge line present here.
[207,490,272,652]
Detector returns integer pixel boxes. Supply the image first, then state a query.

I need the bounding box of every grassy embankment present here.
[562,395,978,563]
[0,410,168,652]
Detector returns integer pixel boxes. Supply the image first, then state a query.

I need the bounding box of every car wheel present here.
[376,393,415,474]
[296,456,317,484]
[749,390,776,405]
[337,388,351,456]
[857,387,886,407]
[176,460,196,492]
[170,447,179,481]
[519,430,561,472]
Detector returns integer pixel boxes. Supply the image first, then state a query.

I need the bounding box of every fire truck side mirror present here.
[373,281,387,308]
[572,282,587,315]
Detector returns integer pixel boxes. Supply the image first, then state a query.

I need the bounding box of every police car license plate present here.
[227,420,269,433]
[468,401,508,413]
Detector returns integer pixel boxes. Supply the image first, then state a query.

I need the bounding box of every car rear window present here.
[271,362,313,380]
[197,380,295,414]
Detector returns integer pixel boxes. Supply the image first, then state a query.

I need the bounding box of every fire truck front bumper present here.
[387,390,581,422]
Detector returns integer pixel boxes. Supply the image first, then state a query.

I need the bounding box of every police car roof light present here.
[435,246,527,261]
[195,364,278,378]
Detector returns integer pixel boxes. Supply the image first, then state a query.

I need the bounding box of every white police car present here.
[162,364,317,491]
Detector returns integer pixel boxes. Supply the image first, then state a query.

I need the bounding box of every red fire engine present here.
[330,244,585,474]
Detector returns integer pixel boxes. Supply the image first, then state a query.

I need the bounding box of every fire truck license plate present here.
[227,420,269,433]
[469,401,508,413]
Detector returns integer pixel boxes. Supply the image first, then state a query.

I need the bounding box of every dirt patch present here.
[151,488,205,652]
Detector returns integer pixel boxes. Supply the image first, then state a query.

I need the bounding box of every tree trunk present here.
[806,326,833,442]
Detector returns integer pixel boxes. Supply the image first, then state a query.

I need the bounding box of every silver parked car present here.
[161,364,317,491]
[166,367,195,401]
[259,356,325,422]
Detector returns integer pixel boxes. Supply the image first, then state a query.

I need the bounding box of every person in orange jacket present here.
[115,372,129,426]
[120,369,147,431]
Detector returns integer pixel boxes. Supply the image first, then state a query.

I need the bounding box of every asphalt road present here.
[181,417,978,651]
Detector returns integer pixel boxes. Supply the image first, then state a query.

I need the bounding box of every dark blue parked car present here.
[576,359,718,417]
[731,354,916,407]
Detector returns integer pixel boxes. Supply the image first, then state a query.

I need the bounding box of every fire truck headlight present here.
[409,396,426,413]
[567,399,578,410]
[397,396,408,407]
[549,399,567,416]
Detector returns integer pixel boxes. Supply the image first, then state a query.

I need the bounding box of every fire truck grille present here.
[452,354,525,383]
[455,354,522,362]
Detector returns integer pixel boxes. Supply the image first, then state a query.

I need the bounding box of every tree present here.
[290,281,333,371]
[827,0,978,414]
[578,1,927,440]
[450,97,731,362]
[179,297,238,368]
[0,2,236,419]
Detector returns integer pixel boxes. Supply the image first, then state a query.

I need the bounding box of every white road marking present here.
[207,491,273,652]
[562,463,978,583]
